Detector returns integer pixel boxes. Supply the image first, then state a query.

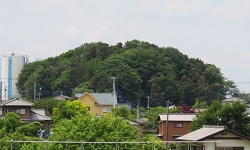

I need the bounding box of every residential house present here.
[157,113,196,141]
[247,104,250,114]
[177,125,250,150]
[125,119,144,136]
[222,97,246,105]
[222,97,250,115]
[78,92,117,116]
[0,98,52,136]
[53,94,70,100]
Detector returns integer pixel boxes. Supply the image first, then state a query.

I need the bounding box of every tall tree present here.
[52,100,89,123]
[190,100,250,136]
[16,40,235,106]
[49,115,139,150]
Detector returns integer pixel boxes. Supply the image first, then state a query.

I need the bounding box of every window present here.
[174,122,183,128]
[103,107,111,113]
[20,109,25,115]
[16,109,20,114]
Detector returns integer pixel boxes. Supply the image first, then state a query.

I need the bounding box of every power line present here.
[235,82,250,84]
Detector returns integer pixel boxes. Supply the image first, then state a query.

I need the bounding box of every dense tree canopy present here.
[190,100,250,137]
[52,100,89,123]
[0,112,43,150]
[32,98,62,116]
[49,115,139,150]
[17,40,238,106]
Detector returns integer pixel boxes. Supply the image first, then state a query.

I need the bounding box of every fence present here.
[7,140,221,150]
[8,140,157,150]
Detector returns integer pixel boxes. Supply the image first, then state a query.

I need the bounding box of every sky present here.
[1,0,250,92]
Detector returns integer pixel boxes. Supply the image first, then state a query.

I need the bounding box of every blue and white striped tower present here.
[0,53,28,101]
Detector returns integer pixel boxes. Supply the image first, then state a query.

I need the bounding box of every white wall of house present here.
[204,139,250,150]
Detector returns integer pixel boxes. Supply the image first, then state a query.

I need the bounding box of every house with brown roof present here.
[157,113,196,141]
[177,125,250,150]
[77,92,117,116]
[0,98,52,135]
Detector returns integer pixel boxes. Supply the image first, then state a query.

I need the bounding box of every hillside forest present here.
[16,40,239,107]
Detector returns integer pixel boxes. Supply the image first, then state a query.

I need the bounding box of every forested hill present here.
[16,40,237,107]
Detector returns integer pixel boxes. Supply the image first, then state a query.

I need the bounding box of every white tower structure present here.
[0,53,28,101]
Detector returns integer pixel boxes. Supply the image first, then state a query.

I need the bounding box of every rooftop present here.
[222,97,245,103]
[1,98,34,106]
[177,125,225,141]
[158,113,196,122]
[78,92,118,105]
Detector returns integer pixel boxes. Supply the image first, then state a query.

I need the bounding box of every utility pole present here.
[34,72,37,101]
[137,99,140,121]
[110,77,116,108]
[38,87,42,99]
[147,96,150,110]
[166,100,170,146]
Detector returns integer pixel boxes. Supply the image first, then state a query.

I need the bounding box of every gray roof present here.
[31,109,46,116]
[75,93,82,98]
[31,110,52,121]
[177,125,250,141]
[79,92,117,105]
[125,119,144,126]
[222,97,245,103]
[90,93,117,105]
[53,95,70,100]
[75,93,83,98]
[158,114,196,122]
[177,125,225,141]
[1,98,34,106]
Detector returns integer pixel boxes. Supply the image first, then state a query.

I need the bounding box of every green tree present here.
[49,115,139,150]
[220,101,250,136]
[20,143,45,150]
[52,100,89,123]
[193,101,208,109]
[33,98,62,116]
[237,92,250,103]
[15,122,42,137]
[190,100,250,136]
[1,112,23,133]
[142,134,164,150]
[16,40,232,107]
[72,81,94,94]
[0,113,43,150]
[52,67,75,96]
[141,106,167,128]
[109,106,135,119]
[190,100,224,131]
